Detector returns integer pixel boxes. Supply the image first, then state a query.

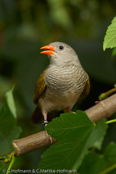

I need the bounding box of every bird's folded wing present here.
[80,74,90,98]
[33,72,47,104]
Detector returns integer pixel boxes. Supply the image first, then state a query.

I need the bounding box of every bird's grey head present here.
[41,42,81,67]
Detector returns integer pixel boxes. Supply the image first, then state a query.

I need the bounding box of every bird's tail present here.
[31,106,43,125]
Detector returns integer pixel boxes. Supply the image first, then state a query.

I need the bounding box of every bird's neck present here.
[49,60,82,69]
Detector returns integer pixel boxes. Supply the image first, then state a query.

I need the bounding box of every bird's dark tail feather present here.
[31,106,43,125]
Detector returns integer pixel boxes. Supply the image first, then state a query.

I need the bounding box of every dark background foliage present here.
[0,0,116,170]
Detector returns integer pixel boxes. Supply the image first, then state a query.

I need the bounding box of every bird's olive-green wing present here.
[80,74,90,98]
[33,72,47,104]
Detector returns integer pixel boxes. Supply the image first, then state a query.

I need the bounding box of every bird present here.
[31,42,90,126]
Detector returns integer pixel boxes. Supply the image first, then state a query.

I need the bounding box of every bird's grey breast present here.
[45,65,87,94]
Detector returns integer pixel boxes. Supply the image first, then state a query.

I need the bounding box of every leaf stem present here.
[99,88,116,100]
[99,163,116,174]
[6,155,15,174]
[105,119,116,124]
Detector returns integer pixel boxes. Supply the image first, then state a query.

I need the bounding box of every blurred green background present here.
[0,0,116,171]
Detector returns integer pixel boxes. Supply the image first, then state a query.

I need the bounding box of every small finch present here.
[31,42,90,125]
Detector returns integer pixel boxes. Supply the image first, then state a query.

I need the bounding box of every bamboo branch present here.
[12,93,116,157]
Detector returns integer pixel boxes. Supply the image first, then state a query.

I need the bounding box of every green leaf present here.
[48,0,72,28]
[112,47,116,57]
[46,110,94,140]
[0,162,4,169]
[90,119,108,150]
[38,111,107,170]
[103,16,116,51]
[5,87,16,118]
[0,88,22,156]
[79,143,116,174]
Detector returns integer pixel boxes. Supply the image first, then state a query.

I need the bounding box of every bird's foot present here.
[43,120,49,126]
[64,108,76,114]
[71,111,76,114]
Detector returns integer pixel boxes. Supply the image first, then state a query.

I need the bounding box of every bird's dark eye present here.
[59,45,64,50]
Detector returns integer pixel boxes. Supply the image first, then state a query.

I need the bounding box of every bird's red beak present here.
[40,45,55,55]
